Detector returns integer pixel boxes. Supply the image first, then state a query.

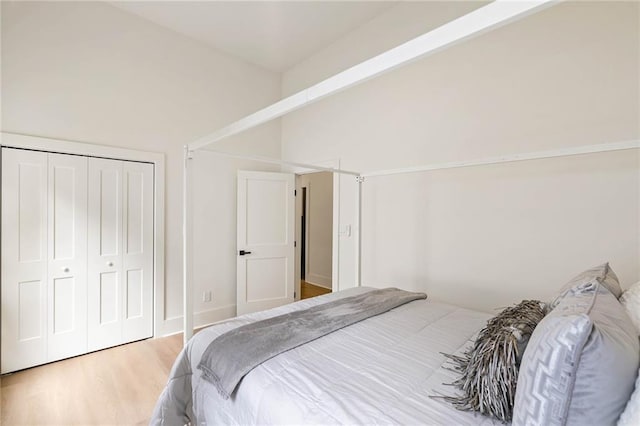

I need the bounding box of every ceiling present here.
[111,1,397,73]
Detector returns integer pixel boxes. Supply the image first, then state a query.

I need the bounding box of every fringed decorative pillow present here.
[437,300,546,422]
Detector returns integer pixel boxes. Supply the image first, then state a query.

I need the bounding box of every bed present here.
[152,263,640,426]
[152,287,500,425]
[168,3,640,423]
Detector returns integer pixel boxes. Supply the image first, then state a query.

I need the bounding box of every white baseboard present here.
[306,273,332,289]
[157,316,183,337]
[194,304,236,328]
[155,304,237,338]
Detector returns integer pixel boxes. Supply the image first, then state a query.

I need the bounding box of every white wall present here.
[281,1,640,311]
[191,150,279,326]
[299,172,333,289]
[362,151,638,310]
[1,1,282,335]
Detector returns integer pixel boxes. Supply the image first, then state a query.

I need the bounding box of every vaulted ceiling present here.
[111,1,397,72]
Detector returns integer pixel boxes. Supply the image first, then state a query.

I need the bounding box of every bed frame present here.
[180,0,640,344]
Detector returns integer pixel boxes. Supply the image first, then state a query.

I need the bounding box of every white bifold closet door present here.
[1,149,88,372]
[47,153,88,362]
[87,158,153,352]
[1,148,153,374]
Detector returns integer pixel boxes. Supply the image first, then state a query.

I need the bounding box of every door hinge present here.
[356,176,365,183]
[294,189,297,196]
[294,241,297,247]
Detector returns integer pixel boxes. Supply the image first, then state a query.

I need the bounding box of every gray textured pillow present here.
[512,281,639,426]
[550,263,622,310]
[439,300,546,422]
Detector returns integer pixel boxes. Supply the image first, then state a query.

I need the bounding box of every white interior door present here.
[237,171,295,315]
[87,158,153,351]
[1,148,48,373]
[88,157,123,351]
[47,153,88,362]
[121,161,153,343]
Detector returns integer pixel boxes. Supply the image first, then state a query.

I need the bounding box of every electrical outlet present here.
[203,290,212,303]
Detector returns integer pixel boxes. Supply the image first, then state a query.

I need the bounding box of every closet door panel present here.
[87,158,123,351]
[47,153,88,362]
[99,271,119,323]
[99,167,122,257]
[2,149,155,372]
[1,148,48,373]
[122,162,153,342]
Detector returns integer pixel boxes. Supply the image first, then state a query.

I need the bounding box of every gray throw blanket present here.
[197,288,427,399]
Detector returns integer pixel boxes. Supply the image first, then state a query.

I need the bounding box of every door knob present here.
[107,262,114,267]
[239,250,252,256]
[62,267,70,273]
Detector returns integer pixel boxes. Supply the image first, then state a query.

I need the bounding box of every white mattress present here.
[152,287,500,425]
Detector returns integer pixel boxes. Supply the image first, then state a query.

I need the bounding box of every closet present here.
[1,147,154,373]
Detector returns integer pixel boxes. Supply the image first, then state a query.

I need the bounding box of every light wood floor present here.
[1,334,183,425]
[301,280,331,299]
[1,289,330,424]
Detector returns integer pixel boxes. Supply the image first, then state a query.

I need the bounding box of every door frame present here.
[300,185,308,281]
[0,132,167,338]
[293,159,340,300]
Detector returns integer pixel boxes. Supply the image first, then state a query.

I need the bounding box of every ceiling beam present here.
[188,0,557,152]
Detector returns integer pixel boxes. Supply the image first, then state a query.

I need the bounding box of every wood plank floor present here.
[1,289,331,425]
[301,280,331,299]
[1,334,183,425]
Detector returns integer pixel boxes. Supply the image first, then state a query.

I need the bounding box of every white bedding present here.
[152,287,500,425]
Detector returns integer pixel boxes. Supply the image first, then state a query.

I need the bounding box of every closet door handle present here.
[62,267,70,273]
[107,262,114,267]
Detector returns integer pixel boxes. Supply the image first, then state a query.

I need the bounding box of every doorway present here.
[296,172,334,300]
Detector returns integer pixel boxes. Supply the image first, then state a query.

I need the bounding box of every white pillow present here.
[618,369,640,426]
[620,281,640,335]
